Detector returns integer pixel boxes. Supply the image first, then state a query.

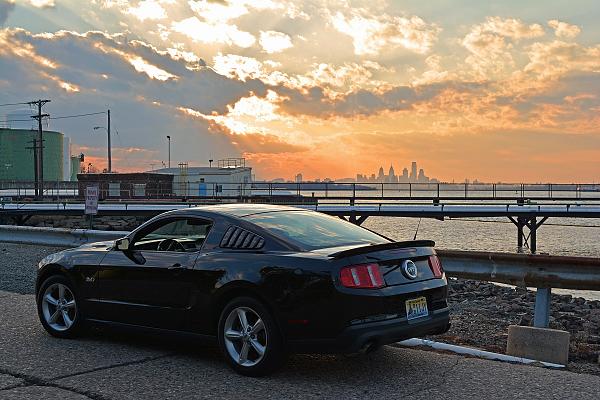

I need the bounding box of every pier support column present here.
[509,216,548,254]
[509,216,527,253]
[516,217,524,252]
[529,216,537,254]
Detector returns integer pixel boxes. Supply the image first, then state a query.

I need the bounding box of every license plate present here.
[405,297,429,321]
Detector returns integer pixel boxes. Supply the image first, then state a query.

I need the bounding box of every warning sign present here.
[85,185,99,215]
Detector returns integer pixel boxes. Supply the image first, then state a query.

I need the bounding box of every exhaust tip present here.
[359,339,379,354]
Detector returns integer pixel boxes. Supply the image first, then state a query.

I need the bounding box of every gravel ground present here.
[1,242,599,377]
[433,278,600,376]
[0,243,67,294]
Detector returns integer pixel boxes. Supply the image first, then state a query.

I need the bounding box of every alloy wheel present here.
[223,306,267,367]
[41,283,77,332]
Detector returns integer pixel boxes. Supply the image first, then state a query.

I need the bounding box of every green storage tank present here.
[0,128,64,181]
[70,155,82,181]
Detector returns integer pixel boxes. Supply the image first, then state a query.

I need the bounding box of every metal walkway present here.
[3,201,600,218]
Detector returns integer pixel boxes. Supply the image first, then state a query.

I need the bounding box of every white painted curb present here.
[398,338,566,369]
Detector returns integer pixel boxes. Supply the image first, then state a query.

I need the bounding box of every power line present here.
[2,111,107,123]
[49,111,106,120]
[0,101,31,107]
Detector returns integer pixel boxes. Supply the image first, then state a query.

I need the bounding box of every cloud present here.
[259,30,292,54]
[274,80,486,119]
[461,17,544,79]
[127,55,177,81]
[178,90,297,137]
[0,0,15,26]
[188,0,251,22]
[548,20,581,39]
[411,55,450,85]
[29,0,55,8]
[183,106,308,155]
[212,53,267,81]
[479,16,544,39]
[329,9,439,55]
[126,0,168,22]
[209,124,309,155]
[171,16,256,48]
[187,0,306,23]
[523,40,600,79]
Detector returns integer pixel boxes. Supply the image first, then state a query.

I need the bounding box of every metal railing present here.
[1,225,598,329]
[2,181,600,202]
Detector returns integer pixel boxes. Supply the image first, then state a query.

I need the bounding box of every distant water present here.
[363,216,600,300]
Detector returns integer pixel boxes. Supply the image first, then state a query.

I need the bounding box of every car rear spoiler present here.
[329,240,436,259]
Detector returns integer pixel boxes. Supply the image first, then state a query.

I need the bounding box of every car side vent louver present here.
[220,226,265,249]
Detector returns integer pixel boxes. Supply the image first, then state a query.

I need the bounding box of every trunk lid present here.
[328,241,438,286]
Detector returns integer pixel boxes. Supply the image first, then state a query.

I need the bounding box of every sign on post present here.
[85,185,99,215]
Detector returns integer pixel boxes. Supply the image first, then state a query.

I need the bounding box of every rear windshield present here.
[245,211,389,250]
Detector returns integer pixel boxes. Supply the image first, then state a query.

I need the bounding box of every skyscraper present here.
[388,164,397,183]
[410,162,417,182]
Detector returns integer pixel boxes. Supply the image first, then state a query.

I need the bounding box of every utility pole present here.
[26,139,39,198]
[107,109,111,172]
[29,99,50,199]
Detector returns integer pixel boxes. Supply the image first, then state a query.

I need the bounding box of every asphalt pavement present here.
[0,289,598,400]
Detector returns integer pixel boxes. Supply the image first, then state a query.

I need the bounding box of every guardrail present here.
[1,225,599,329]
[0,225,127,247]
[438,249,600,328]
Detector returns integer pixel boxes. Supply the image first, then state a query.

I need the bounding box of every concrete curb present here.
[398,338,566,369]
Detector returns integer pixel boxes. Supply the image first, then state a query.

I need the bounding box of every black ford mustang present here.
[36,204,449,376]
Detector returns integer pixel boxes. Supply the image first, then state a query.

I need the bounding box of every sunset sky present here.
[1,0,599,182]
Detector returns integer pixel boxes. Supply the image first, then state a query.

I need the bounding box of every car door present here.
[94,216,212,330]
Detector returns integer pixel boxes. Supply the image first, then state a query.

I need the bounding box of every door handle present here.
[168,263,182,270]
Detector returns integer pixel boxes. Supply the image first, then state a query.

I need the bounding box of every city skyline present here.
[0,1,599,182]
[357,161,438,184]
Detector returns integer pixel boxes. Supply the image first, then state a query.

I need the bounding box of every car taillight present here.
[428,255,444,278]
[339,263,385,289]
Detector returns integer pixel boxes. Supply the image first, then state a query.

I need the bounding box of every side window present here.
[132,218,212,252]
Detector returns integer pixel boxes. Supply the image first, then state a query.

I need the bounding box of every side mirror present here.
[116,238,130,251]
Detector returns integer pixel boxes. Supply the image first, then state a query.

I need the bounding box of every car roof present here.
[173,203,309,218]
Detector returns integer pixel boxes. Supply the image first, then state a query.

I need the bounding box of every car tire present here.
[36,275,83,338]
[218,296,286,376]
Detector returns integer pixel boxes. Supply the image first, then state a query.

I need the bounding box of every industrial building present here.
[153,159,252,197]
[0,128,64,181]
[77,172,174,199]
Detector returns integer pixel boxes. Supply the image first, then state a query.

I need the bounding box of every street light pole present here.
[107,109,111,172]
[167,135,171,168]
[93,125,112,172]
